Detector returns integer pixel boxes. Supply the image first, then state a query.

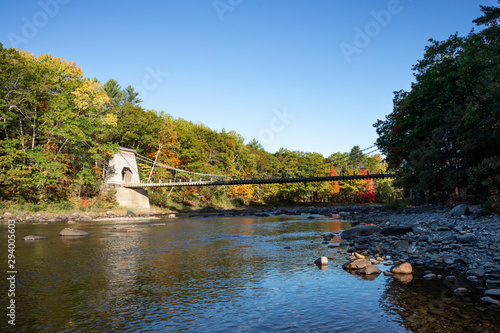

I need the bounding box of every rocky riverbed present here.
[2,203,499,331]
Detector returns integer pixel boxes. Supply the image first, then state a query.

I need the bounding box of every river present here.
[1,214,499,332]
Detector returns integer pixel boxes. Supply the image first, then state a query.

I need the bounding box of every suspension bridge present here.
[108,145,396,189]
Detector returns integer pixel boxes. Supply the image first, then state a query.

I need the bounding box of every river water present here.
[1,214,499,332]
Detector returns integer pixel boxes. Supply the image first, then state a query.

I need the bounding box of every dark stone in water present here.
[467,268,486,278]
[341,226,380,239]
[127,209,136,217]
[380,225,413,236]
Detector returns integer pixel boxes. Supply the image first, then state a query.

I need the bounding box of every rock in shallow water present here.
[449,204,470,217]
[314,257,328,266]
[481,296,500,305]
[355,265,381,275]
[23,235,48,241]
[391,262,413,274]
[59,228,89,236]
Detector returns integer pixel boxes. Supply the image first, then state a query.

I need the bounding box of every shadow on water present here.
[380,267,500,333]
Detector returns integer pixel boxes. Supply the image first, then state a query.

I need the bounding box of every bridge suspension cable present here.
[126,145,392,187]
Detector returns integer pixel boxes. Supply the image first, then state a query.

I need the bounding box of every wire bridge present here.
[124,146,396,188]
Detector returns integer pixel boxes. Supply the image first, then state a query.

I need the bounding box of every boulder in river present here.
[59,228,89,236]
[340,226,380,239]
[449,204,470,217]
[355,265,381,275]
[391,262,413,274]
[314,257,328,266]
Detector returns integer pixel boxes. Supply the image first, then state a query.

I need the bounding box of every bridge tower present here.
[104,147,150,210]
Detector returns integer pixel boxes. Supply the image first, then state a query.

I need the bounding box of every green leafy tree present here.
[374,4,500,201]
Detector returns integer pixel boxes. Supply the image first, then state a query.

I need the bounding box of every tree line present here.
[0,44,397,210]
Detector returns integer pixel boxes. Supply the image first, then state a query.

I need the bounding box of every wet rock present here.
[23,235,49,241]
[466,268,486,278]
[394,240,410,250]
[314,257,328,266]
[449,204,470,217]
[467,276,481,283]
[126,209,136,217]
[343,259,372,270]
[445,275,456,282]
[383,271,394,276]
[484,289,500,300]
[391,262,413,274]
[373,245,384,254]
[340,225,380,239]
[284,246,291,249]
[486,280,500,288]
[481,296,500,305]
[353,252,365,259]
[355,265,381,275]
[370,258,380,265]
[59,228,89,236]
[70,213,92,222]
[380,225,413,236]
[454,288,469,295]
[423,273,437,280]
[469,205,486,215]
[47,215,68,223]
[458,234,477,244]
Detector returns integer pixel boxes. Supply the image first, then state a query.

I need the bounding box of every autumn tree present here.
[0,45,115,201]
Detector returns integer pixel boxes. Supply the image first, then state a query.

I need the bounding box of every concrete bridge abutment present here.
[104,147,150,210]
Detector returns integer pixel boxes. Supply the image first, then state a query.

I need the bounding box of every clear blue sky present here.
[1,0,496,157]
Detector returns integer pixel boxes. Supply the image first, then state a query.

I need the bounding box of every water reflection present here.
[381,268,500,332]
[1,216,498,332]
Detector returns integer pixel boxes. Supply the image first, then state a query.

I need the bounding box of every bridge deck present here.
[123,173,397,188]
